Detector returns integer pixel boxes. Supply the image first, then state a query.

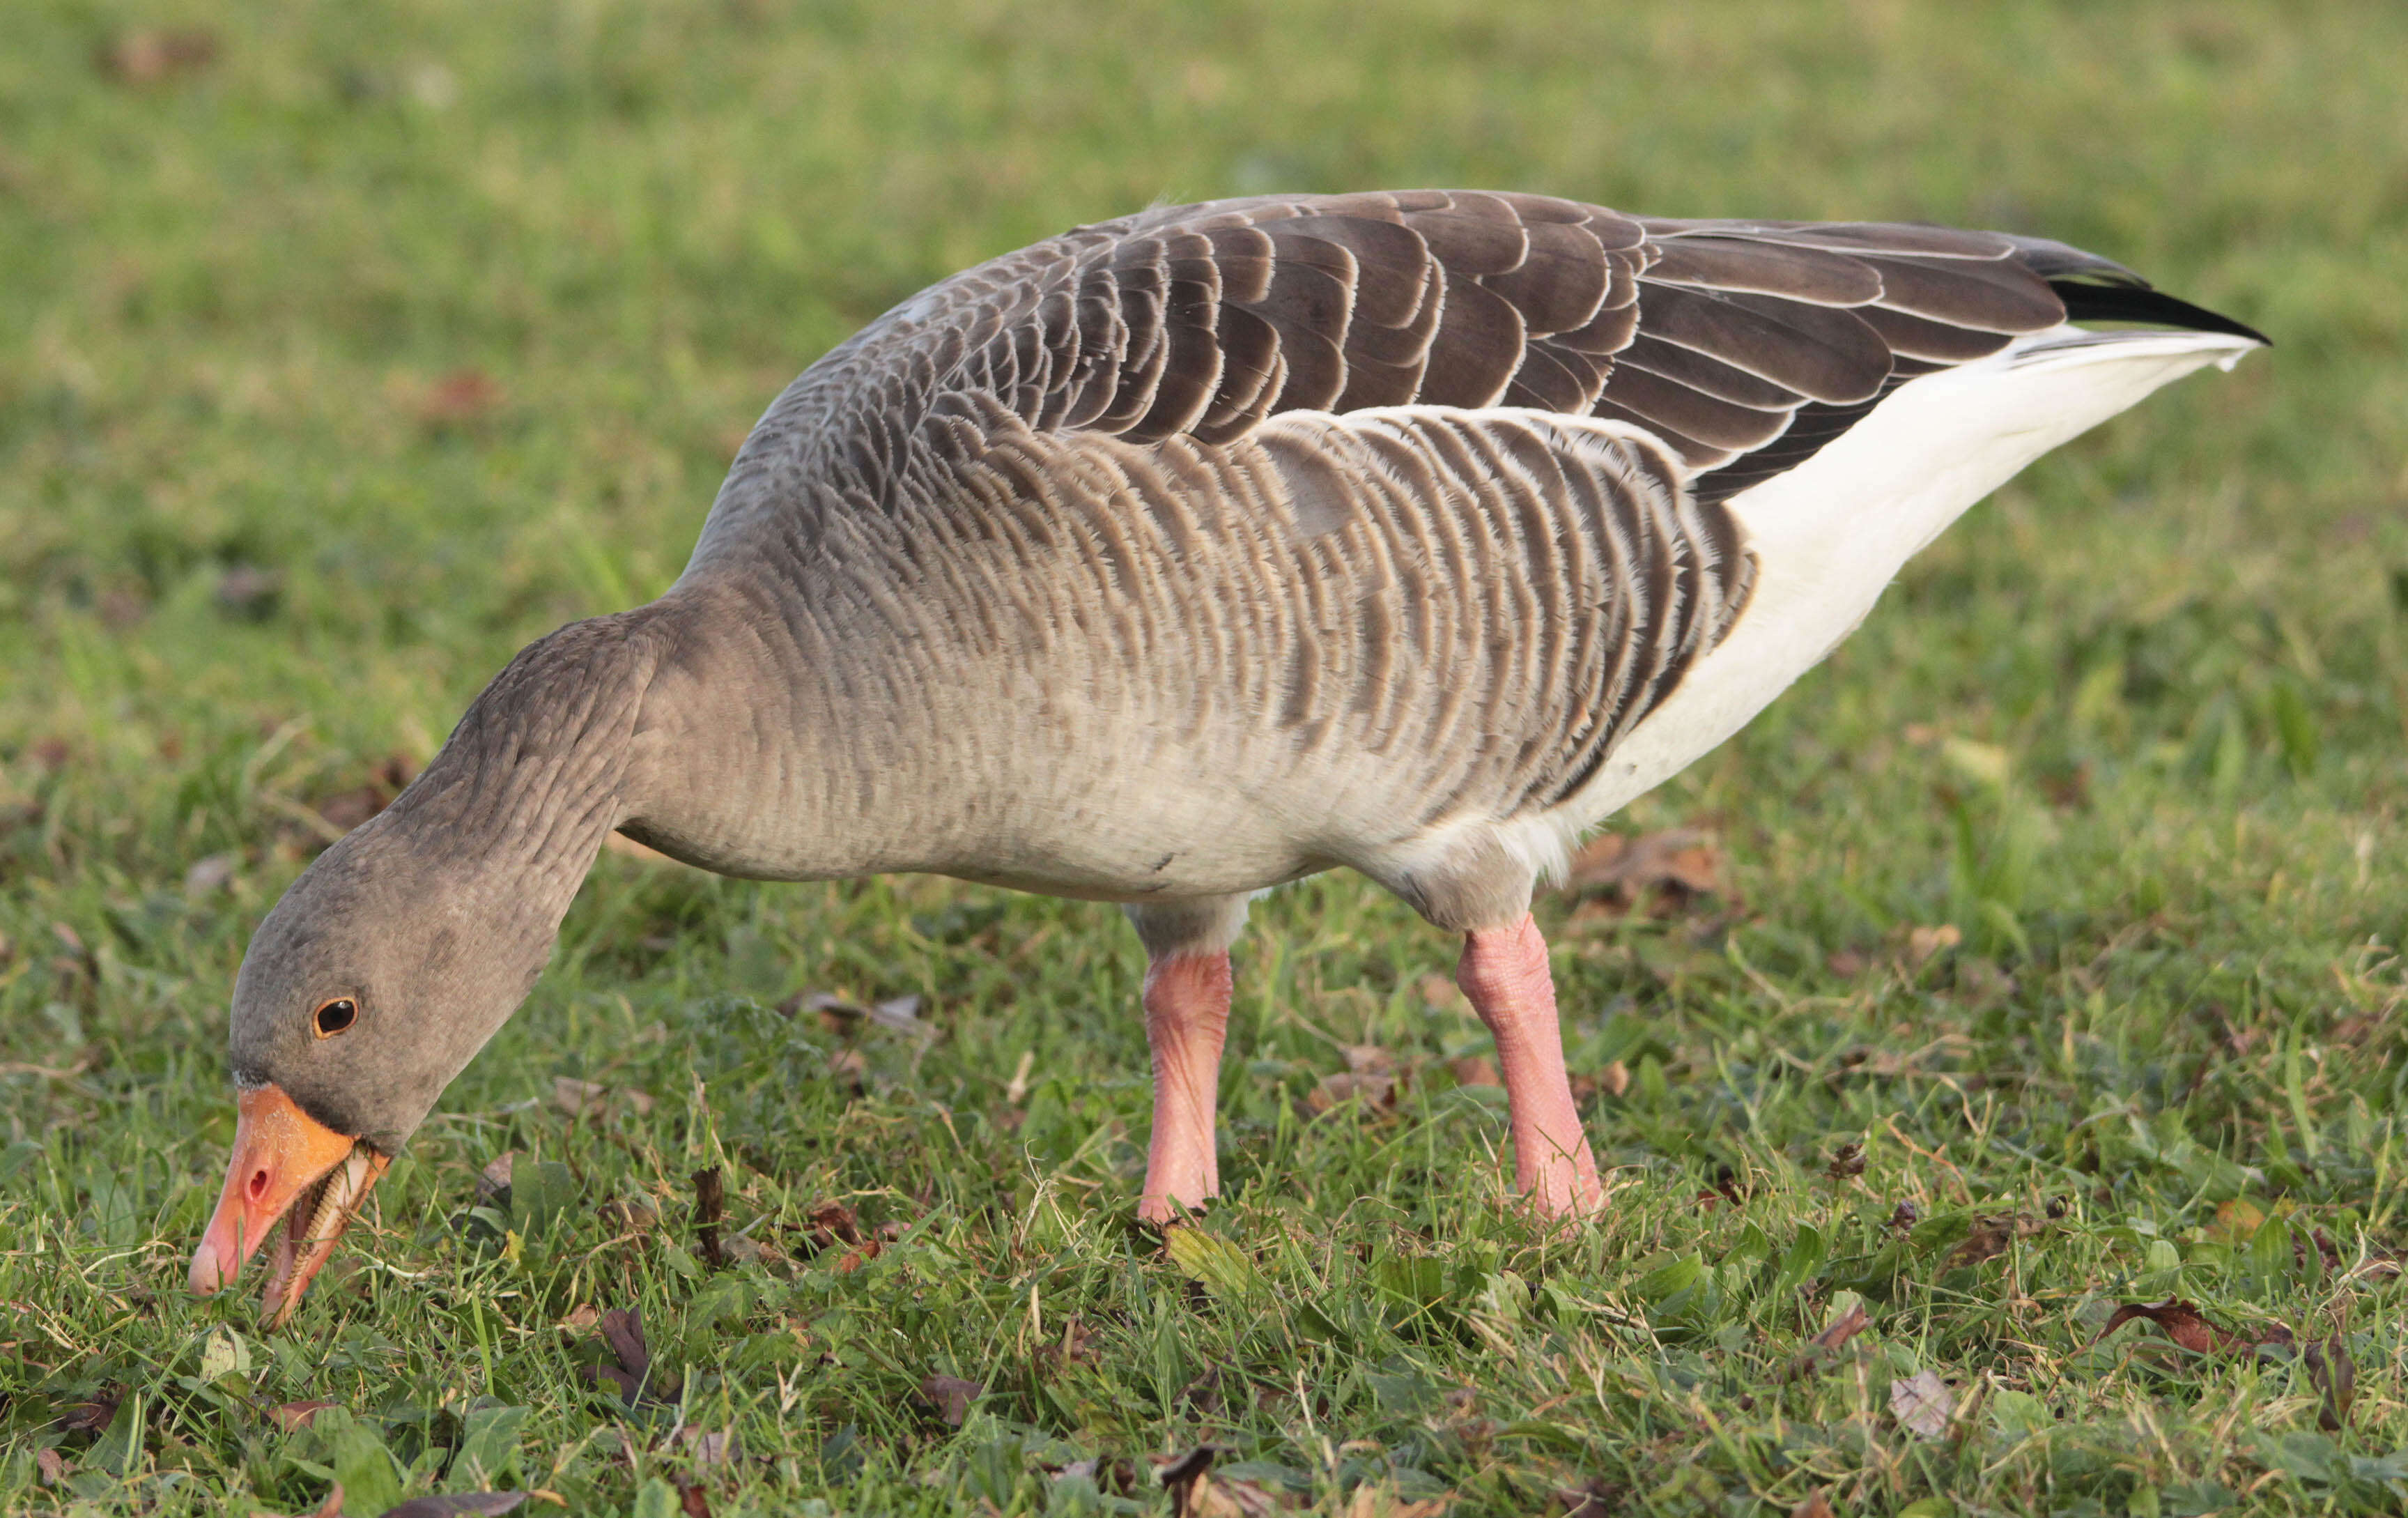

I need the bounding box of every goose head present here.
[187,818,562,1325]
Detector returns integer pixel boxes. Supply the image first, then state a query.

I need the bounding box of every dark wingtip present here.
[2000,233,2269,346]
[2046,279,2270,347]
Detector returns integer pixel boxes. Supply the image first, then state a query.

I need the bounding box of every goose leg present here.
[1125,896,1249,1223]
[1457,914,1603,1218]
[1139,949,1232,1222]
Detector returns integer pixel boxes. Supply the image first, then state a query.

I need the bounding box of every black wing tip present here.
[2046,279,2270,347]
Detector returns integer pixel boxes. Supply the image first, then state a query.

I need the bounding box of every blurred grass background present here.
[2,2,2405,1515]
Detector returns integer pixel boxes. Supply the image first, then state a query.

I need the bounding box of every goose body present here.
[189,192,2263,1316]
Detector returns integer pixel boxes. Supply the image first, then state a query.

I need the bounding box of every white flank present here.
[1508,326,2261,868]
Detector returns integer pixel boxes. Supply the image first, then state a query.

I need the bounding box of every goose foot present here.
[1138,949,1232,1225]
[1458,914,1604,1219]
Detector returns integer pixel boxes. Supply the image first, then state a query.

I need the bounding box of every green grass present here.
[4,1,2407,1514]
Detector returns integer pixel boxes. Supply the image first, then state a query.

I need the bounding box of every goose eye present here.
[313,998,359,1038]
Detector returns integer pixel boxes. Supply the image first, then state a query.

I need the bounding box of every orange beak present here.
[190,1084,388,1326]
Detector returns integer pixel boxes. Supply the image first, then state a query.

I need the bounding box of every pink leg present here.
[1139,950,1233,1224]
[1458,915,1604,1218]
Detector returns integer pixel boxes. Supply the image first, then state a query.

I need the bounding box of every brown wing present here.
[741,191,2109,514]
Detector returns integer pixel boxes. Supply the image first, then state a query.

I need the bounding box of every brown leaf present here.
[1825,1142,1866,1180]
[1811,1301,1869,1351]
[270,1400,340,1432]
[676,1482,711,1518]
[2087,1298,2290,1356]
[1789,1492,1835,1518]
[1598,1060,1630,1098]
[34,1448,68,1485]
[1418,974,1462,1011]
[1906,923,1961,967]
[1450,1055,1500,1088]
[920,1374,982,1427]
[553,1077,655,1118]
[1566,828,1724,915]
[2306,1335,2356,1431]
[98,28,217,84]
[1342,1485,1450,1518]
[691,1167,727,1268]
[475,1152,517,1209]
[1889,1370,1954,1439]
[557,1306,600,1332]
[1886,1199,1920,1234]
[598,1195,660,1230]
[417,369,505,428]
[1035,1317,1098,1374]
[1947,1213,2040,1268]
[577,1305,658,1404]
[676,1427,740,1468]
[55,1388,119,1436]
[1155,1446,1225,1518]
[797,1202,865,1252]
[1552,1480,1623,1518]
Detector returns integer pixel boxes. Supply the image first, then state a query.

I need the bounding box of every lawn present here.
[3,1,2407,1514]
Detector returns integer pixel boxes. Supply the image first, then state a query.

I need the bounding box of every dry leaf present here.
[1155,1446,1225,1518]
[1342,1483,1449,1517]
[476,1152,516,1208]
[98,28,217,84]
[1811,1301,1869,1351]
[1906,923,1961,967]
[1947,1213,2040,1268]
[1450,1055,1500,1088]
[1566,828,1724,915]
[676,1426,740,1467]
[1790,1492,1835,1518]
[691,1167,727,1268]
[920,1374,982,1427]
[557,1305,600,1332]
[2087,1298,2290,1356]
[1310,1046,1398,1114]
[1552,1480,1623,1518]
[1825,1142,1866,1179]
[417,369,504,428]
[676,1482,711,1518]
[55,1389,118,1435]
[269,1400,339,1432]
[578,1306,656,1404]
[1418,974,1461,1010]
[1889,1371,1954,1439]
[34,1448,68,1485]
[2306,1335,2356,1431]
[1598,1060,1630,1098]
[553,1077,654,1118]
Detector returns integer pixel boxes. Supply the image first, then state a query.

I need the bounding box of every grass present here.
[3,0,2407,1513]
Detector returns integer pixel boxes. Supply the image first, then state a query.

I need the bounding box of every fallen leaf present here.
[1889,1371,1954,1439]
[1418,974,1461,1010]
[578,1306,658,1404]
[184,852,241,894]
[1947,1213,2040,1268]
[2087,1298,2290,1356]
[1343,1483,1450,1517]
[98,28,217,84]
[1598,1060,1630,1098]
[475,1152,517,1209]
[1552,1479,1623,1518]
[920,1374,982,1427]
[824,1048,868,1091]
[553,1077,655,1118]
[1789,1492,1835,1518]
[597,1195,660,1230]
[676,1426,739,1468]
[691,1167,727,1268]
[1906,923,1961,967]
[1310,1045,1398,1114]
[676,1481,711,1518]
[2306,1335,2356,1431]
[1812,1300,1869,1352]
[55,1388,119,1436]
[557,1306,600,1332]
[417,369,504,429]
[1824,949,1869,977]
[378,1496,530,1518]
[270,1400,340,1432]
[1155,1446,1226,1518]
[1035,1317,1097,1374]
[1566,828,1724,914]
[34,1448,68,1485]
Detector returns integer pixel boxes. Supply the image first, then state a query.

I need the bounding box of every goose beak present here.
[190,1084,389,1327]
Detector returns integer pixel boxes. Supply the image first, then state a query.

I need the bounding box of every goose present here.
[186,190,2264,1323]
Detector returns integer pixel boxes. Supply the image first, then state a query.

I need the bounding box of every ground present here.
[2,1,2406,1515]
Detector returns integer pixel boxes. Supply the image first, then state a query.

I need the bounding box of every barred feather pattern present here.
[679,191,2092,891]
